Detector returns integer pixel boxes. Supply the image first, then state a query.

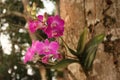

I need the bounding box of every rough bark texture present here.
[60,0,120,80]
[60,1,86,80]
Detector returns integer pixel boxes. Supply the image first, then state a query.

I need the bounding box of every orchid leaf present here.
[68,47,78,56]
[83,46,97,70]
[52,59,78,70]
[81,33,105,71]
[77,28,88,55]
[86,33,105,50]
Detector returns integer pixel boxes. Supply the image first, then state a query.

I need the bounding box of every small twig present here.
[60,37,70,58]
[0,11,26,19]
[36,32,44,40]
[83,0,87,27]
[91,0,96,38]
[114,0,120,38]
[60,37,69,49]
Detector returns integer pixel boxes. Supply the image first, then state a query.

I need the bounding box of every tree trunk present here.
[60,0,120,80]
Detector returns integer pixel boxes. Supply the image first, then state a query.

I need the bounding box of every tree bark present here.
[60,0,120,80]
[60,0,86,80]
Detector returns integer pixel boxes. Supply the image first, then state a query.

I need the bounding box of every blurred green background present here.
[0,0,59,80]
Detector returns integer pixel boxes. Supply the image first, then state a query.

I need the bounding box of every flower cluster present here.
[24,14,64,64]
[24,39,62,64]
[29,15,64,38]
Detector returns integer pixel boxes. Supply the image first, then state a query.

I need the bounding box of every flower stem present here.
[60,37,69,48]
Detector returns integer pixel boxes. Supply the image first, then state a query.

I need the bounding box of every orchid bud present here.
[32,2,36,11]
[31,10,36,16]
[26,5,31,12]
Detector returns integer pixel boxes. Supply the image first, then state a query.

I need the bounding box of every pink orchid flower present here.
[44,15,64,38]
[24,47,35,63]
[36,39,59,55]
[24,39,62,64]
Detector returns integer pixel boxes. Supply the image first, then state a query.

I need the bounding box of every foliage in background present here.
[0,0,45,80]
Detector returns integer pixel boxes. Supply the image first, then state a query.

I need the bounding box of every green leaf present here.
[86,48,97,69]
[81,33,105,71]
[60,37,78,56]
[68,47,78,56]
[83,46,97,70]
[86,33,105,49]
[52,59,78,70]
[77,28,88,55]
[82,33,105,58]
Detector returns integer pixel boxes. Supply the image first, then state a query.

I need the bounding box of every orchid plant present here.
[23,3,105,74]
